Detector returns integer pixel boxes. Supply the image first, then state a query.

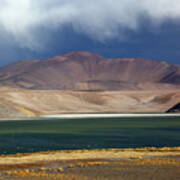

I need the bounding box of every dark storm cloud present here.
[0,0,180,49]
[0,0,180,65]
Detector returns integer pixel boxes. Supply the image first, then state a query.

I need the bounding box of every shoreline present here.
[0,113,180,121]
[1,147,180,164]
[42,113,180,119]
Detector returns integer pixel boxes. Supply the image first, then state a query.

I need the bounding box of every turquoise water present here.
[0,117,180,155]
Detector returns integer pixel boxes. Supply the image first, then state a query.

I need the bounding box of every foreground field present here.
[0,148,180,180]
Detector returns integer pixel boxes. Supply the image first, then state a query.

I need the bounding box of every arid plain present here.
[0,89,179,118]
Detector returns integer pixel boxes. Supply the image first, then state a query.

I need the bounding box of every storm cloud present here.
[0,0,180,50]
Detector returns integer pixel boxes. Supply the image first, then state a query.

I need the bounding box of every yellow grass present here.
[0,147,180,166]
[1,148,180,180]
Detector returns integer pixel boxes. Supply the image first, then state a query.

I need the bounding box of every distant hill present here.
[0,52,180,90]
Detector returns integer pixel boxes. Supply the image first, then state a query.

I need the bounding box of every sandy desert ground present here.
[0,148,180,180]
[0,89,180,118]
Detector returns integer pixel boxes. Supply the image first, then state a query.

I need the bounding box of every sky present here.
[0,0,180,66]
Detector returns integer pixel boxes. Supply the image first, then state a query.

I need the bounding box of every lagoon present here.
[0,116,180,155]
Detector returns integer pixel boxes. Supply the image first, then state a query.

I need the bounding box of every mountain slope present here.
[0,52,179,90]
[0,90,179,118]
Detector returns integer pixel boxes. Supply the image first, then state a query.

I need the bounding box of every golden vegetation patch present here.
[131,159,180,166]
[1,147,180,164]
[120,147,180,152]
[3,168,107,180]
[3,147,180,159]
[2,158,180,180]
[67,159,180,167]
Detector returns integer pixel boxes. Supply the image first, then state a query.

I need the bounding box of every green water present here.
[0,117,180,155]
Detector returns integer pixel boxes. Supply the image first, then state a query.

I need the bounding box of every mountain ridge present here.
[0,52,180,90]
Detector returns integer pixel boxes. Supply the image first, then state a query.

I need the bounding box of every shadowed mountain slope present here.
[166,103,180,113]
[0,52,180,90]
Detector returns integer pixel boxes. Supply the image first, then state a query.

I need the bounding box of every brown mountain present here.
[0,52,180,90]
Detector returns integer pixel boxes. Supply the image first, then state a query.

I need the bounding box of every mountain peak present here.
[61,51,104,62]
[45,51,104,62]
[62,51,102,58]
